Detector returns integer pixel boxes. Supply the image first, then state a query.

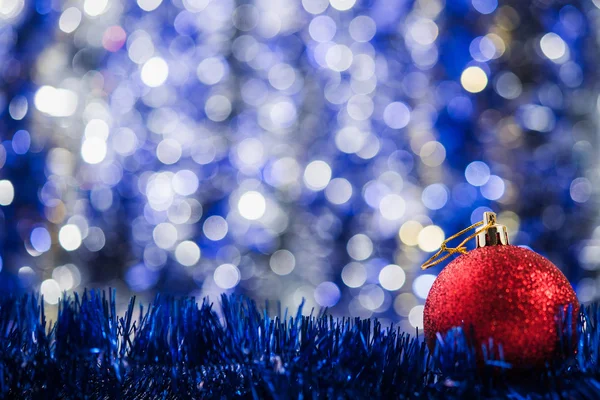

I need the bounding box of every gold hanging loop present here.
[421,218,495,270]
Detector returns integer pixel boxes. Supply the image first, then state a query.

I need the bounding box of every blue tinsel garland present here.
[0,291,597,399]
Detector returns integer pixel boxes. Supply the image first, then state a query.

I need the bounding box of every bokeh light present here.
[379,265,406,291]
[0,0,595,328]
[214,264,241,290]
[461,66,488,93]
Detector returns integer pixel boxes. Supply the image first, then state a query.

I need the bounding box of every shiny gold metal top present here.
[475,212,509,248]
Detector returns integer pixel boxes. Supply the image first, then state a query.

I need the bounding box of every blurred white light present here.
[52,265,78,290]
[153,222,178,249]
[335,126,367,153]
[408,305,425,329]
[214,263,240,289]
[540,33,567,62]
[571,177,592,203]
[465,161,490,186]
[394,293,418,317]
[350,54,375,81]
[34,86,78,117]
[83,227,106,252]
[326,44,353,72]
[8,95,28,120]
[520,104,555,132]
[68,215,89,239]
[460,66,488,93]
[480,175,505,200]
[472,0,497,14]
[359,284,384,310]
[40,279,61,305]
[172,170,199,196]
[314,282,341,307]
[270,249,296,275]
[269,63,296,90]
[325,178,352,205]
[197,57,226,85]
[268,157,300,187]
[330,0,356,11]
[236,138,264,167]
[409,18,439,46]
[138,0,162,11]
[349,15,376,42]
[0,180,14,206]
[309,15,336,42]
[141,57,169,87]
[128,31,154,64]
[205,95,232,122]
[341,262,366,288]
[84,119,109,140]
[59,7,82,33]
[383,101,411,129]
[302,0,329,14]
[421,184,448,210]
[203,216,228,241]
[347,234,373,261]
[399,220,423,246]
[168,200,193,224]
[379,264,406,291]
[233,4,259,31]
[238,191,266,220]
[18,266,35,287]
[494,71,522,99]
[417,225,445,252]
[269,99,297,128]
[84,0,108,17]
[146,173,174,211]
[9,130,26,155]
[420,141,446,167]
[379,194,406,221]
[175,240,201,266]
[577,278,596,303]
[156,139,182,165]
[304,160,332,191]
[59,224,82,251]
[348,95,377,120]
[183,0,209,12]
[144,246,167,270]
[0,0,24,19]
[113,128,138,156]
[81,137,107,164]
[413,274,436,299]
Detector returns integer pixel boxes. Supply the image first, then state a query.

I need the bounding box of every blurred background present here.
[0,0,598,333]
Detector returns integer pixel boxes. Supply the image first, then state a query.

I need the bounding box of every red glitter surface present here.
[423,245,578,366]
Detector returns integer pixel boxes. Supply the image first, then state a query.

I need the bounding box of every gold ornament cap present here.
[475,212,509,248]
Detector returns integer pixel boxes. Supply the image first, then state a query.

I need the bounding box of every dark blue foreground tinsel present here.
[1,291,599,399]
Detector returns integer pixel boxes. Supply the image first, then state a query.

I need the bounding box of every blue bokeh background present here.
[0,0,597,332]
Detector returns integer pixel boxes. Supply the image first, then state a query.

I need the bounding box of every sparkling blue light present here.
[30,227,51,253]
[480,175,505,201]
[125,264,159,292]
[12,130,30,155]
[472,0,498,14]
[465,161,491,187]
[422,184,449,210]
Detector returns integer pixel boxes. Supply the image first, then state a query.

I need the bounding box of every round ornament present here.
[422,212,578,366]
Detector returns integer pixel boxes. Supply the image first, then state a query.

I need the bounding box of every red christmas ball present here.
[423,245,578,366]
